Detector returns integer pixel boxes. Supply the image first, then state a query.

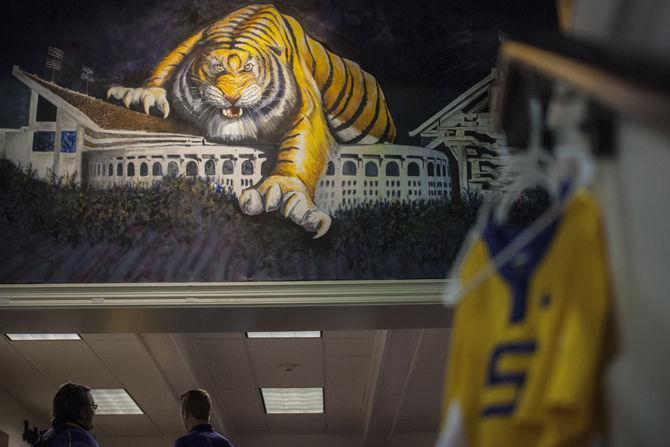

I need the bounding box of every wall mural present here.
[0,0,557,283]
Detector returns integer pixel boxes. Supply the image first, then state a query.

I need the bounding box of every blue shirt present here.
[174,424,234,447]
[37,423,100,447]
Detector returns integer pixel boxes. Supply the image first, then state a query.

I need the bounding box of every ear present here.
[269,45,284,57]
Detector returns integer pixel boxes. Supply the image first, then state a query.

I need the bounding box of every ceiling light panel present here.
[5,334,81,341]
[261,387,324,414]
[90,389,143,415]
[246,331,322,338]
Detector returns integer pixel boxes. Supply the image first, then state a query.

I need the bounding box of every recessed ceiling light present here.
[246,331,322,338]
[5,334,81,341]
[90,389,143,415]
[260,387,324,414]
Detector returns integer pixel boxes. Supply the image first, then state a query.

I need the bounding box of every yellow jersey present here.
[440,191,609,447]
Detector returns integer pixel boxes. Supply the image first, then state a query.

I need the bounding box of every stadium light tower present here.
[45,47,64,82]
[81,66,94,95]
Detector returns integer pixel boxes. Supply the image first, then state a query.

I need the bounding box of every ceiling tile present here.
[230,423,269,435]
[84,338,148,358]
[102,355,166,389]
[390,433,437,447]
[420,329,450,345]
[324,338,374,357]
[325,357,370,389]
[394,329,449,425]
[269,426,326,435]
[80,334,138,341]
[12,342,120,388]
[15,389,55,420]
[93,415,161,436]
[409,330,450,384]
[193,333,244,340]
[397,386,442,422]
[393,420,440,433]
[326,425,360,435]
[325,387,365,426]
[216,388,266,431]
[323,331,377,339]
[247,339,323,365]
[195,339,247,357]
[0,342,54,390]
[149,412,184,436]
[140,334,196,397]
[206,356,256,389]
[378,330,423,394]
[253,357,324,388]
[266,414,325,428]
[126,386,178,416]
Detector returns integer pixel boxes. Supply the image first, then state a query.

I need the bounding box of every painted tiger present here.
[107,3,396,237]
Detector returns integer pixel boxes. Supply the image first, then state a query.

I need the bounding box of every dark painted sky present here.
[1,0,557,142]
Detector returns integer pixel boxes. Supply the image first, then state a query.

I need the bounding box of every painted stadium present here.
[1,67,453,214]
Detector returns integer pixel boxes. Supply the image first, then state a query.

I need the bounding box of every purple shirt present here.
[174,424,234,447]
[37,423,100,447]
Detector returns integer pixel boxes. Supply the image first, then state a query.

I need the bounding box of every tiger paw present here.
[239,175,332,239]
[107,86,170,118]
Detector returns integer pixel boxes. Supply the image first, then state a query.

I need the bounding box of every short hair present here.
[53,383,91,424]
[180,389,211,420]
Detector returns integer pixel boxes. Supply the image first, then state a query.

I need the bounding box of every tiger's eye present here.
[243,63,253,72]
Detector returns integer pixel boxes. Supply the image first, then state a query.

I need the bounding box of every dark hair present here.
[180,389,211,420]
[53,383,91,424]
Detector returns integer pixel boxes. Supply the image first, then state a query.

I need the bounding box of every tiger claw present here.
[107,86,125,100]
[239,189,263,215]
[239,176,332,238]
[265,184,282,211]
[303,210,332,239]
[106,86,170,118]
[157,98,170,118]
[281,192,331,238]
[143,95,155,115]
[123,90,136,109]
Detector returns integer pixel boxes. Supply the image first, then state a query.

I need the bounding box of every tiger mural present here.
[107,4,396,238]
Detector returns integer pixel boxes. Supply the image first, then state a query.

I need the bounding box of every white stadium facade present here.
[1,67,453,214]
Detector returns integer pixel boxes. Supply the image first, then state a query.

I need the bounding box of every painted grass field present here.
[0,160,484,282]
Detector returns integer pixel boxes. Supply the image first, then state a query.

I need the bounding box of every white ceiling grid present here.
[0,329,449,446]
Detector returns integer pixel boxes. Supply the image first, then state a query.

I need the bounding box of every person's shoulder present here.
[49,426,99,447]
[173,432,193,447]
[174,429,233,447]
[68,426,99,447]
[211,431,234,447]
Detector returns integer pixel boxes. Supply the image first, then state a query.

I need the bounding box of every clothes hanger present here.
[444,88,593,306]
[493,96,560,224]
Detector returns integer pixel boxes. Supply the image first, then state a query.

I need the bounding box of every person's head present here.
[179,389,211,431]
[52,383,96,430]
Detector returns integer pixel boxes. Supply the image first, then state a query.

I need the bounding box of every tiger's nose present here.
[224,94,240,105]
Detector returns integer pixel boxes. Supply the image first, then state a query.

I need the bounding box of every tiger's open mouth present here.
[222,107,243,118]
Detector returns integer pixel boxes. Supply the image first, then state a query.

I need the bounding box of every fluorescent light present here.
[6,334,81,341]
[90,389,143,415]
[261,387,324,414]
[247,331,321,338]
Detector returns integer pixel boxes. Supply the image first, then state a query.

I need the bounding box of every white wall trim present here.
[0,279,450,308]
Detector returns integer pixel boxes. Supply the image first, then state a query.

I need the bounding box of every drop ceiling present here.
[0,329,450,446]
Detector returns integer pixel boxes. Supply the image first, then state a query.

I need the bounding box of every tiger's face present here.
[173,45,299,143]
[196,49,263,119]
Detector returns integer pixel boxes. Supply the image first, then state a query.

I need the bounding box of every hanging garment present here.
[437,190,610,447]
